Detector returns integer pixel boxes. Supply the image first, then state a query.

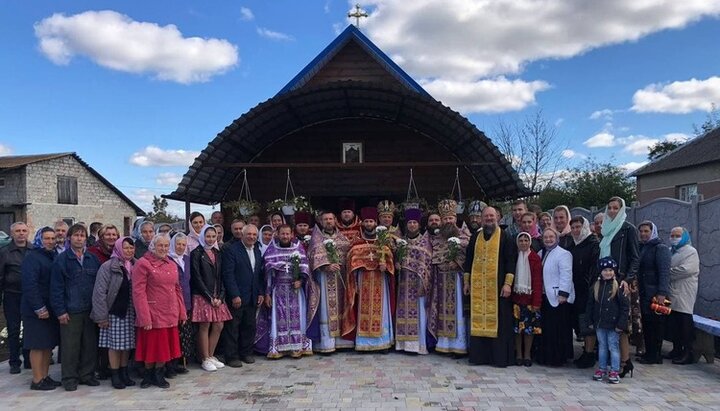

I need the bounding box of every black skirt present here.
[22,315,59,350]
[539,296,573,366]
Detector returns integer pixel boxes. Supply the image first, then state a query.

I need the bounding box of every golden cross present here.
[348,4,368,27]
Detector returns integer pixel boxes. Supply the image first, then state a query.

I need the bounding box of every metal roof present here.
[164,81,530,204]
[632,127,720,176]
[277,25,430,97]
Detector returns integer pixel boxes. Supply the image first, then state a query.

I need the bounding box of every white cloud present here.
[34,10,238,84]
[584,132,616,148]
[155,172,183,186]
[664,132,691,143]
[0,144,12,156]
[361,1,720,79]
[240,7,254,21]
[561,149,587,159]
[421,77,550,113]
[621,161,648,172]
[623,137,660,155]
[130,188,157,204]
[631,76,720,113]
[129,146,199,167]
[257,27,294,41]
[589,109,614,120]
[554,118,565,127]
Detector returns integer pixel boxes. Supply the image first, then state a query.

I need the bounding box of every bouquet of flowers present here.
[301,235,312,247]
[447,237,461,262]
[395,238,408,264]
[376,225,390,264]
[289,251,303,291]
[323,238,339,265]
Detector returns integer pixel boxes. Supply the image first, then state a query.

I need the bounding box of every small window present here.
[677,184,698,202]
[57,176,78,205]
[0,178,5,188]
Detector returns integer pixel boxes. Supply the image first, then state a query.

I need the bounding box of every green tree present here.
[537,187,571,211]
[692,103,720,137]
[562,159,636,208]
[146,195,180,223]
[647,140,682,161]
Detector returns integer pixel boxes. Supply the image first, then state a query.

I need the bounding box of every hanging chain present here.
[450,167,463,202]
[284,169,296,202]
[406,168,419,200]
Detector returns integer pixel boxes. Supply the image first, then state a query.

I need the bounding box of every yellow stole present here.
[470,226,501,338]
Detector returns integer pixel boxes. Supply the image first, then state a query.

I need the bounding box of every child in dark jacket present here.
[586,256,630,384]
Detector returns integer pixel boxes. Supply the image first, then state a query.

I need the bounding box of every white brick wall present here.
[23,155,139,234]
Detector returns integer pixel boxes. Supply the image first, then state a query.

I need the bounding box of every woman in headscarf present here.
[169,233,193,374]
[186,212,205,254]
[21,227,60,390]
[133,219,155,259]
[552,205,573,249]
[569,216,600,369]
[667,227,700,365]
[599,196,640,377]
[520,212,543,252]
[190,225,231,372]
[510,232,542,366]
[90,237,137,389]
[132,234,187,389]
[636,221,671,365]
[538,227,575,366]
[155,223,174,236]
[259,224,274,255]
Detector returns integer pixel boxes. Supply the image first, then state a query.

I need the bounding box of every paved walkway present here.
[1,347,718,410]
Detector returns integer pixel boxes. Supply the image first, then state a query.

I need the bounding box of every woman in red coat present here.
[511,232,543,366]
[132,233,187,389]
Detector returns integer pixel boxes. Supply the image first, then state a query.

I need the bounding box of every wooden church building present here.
[164,25,529,217]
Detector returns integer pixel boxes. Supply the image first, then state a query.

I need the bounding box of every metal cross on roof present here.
[348,4,368,27]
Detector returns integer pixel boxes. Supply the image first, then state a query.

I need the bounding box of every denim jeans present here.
[596,327,620,372]
[3,292,30,368]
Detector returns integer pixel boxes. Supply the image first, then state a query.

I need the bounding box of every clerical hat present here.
[338,198,355,213]
[437,199,457,218]
[294,211,312,226]
[377,200,396,217]
[404,208,422,223]
[467,200,487,216]
[360,206,378,221]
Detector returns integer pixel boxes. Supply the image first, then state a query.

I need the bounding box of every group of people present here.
[0,196,701,392]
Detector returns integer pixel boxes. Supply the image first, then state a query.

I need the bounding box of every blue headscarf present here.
[600,197,627,258]
[33,226,55,250]
[671,228,691,254]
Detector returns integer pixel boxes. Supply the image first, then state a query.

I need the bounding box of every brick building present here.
[633,127,720,203]
[0,152,145,235]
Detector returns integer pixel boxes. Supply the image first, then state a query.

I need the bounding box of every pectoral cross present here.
[369,251,375,261]
[348,4,368,27]
[285,263,290,274]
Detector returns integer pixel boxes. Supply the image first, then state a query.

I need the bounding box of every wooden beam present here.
[201,161,494,169]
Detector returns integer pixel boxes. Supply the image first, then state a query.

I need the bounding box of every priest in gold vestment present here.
[463,206,517,367]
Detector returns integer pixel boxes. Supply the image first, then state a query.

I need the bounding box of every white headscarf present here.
[514,232,533,295]
[572,216,592,245]
[169,232,187,271]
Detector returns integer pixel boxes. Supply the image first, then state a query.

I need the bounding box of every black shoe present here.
[240,356,255,364]
[9,364,21,374]
[619,359,634,378]
[175,366,189,374]
[523,359,532,367]
[44,376,62,387]
[515,358,524,366]
[140,373,153,389]
[664,349,681,360]
[227,359,244,368]
[96,368,110,380]
[79,377,100,386]
[63,381,78,392]
[154,367,170,389]
[23,361,32,370]
[110,369,126,389]
[672,352,693,365]
[119,367,136,387]
[30,379,56,391]
[577,352,596,369]
[638,356,660,365]
[165,365,177,379]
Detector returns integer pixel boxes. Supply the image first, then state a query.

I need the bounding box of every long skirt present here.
[135,326,181,363]
[355,273,394,351]
[268,284,313,358]
[539,297,573,366]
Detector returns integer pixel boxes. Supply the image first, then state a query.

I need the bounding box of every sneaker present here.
[9,365,21,374]
[592,369,605,381]
[608,371,620,384]
[44,376,62,387]
[209,356,225,369]
[30,379,56,391]
[201,359,217,372]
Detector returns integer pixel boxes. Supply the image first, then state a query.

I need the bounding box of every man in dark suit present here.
[222,224,264,367]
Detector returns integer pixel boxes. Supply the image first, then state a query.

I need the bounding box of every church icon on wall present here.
[343,142,363,164]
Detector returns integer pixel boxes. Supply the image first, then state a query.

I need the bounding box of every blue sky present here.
[1,1,719,215]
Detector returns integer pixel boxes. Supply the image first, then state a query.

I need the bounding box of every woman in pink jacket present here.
[132,233,187,389]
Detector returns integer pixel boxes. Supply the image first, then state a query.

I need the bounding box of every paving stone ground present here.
[1,343,718,410]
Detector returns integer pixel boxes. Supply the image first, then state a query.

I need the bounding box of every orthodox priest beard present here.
[439,222,460,240]
[482,224,497,239]
[362,229,377,239]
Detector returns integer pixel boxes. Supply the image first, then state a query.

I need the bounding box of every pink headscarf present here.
[111,236,135,279]
[552,205,572,236]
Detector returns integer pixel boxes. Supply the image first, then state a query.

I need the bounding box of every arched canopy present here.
[164,81,530,205]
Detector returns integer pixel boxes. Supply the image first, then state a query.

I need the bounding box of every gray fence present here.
[571,195,718,318]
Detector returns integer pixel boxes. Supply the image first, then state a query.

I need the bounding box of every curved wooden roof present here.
[164,81,530,204]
